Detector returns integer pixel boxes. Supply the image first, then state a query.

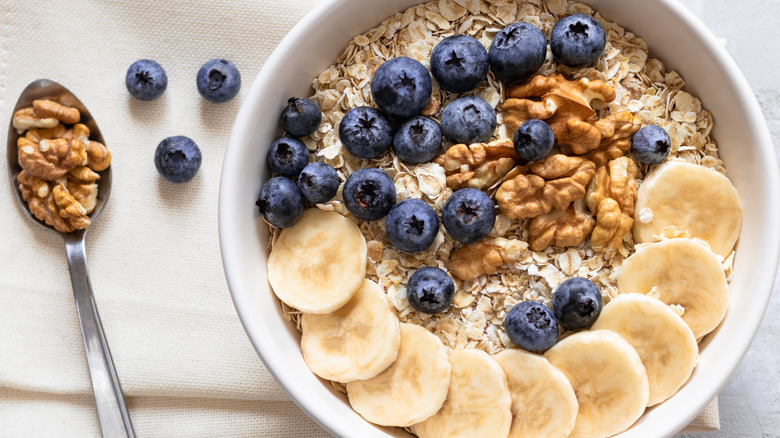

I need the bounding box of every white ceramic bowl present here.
[220,1,779,436]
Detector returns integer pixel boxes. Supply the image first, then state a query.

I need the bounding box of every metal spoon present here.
[7,79,134,438]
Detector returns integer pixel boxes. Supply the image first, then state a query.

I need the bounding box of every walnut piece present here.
[585,156,639,250]
[12,100,80,133]
[18,137,87,180]
[449,237,529,281]
[65,124,111,171]
[433,139,520,190]
[18,171,91,233]
[528,200,595,252]
[583,111,642,167]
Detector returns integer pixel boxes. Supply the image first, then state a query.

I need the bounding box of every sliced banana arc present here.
[633,160,742,257]
[346,323,451,427]
[592,293,698,406]
[412,349,512,438]
[494,349,578,438]
[544,330,649,438]
[617,238,728,339]
[268,208,367,314]
[301,279,400,383]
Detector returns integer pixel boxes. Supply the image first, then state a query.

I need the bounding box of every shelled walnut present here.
[433,139,520,190]
[528,200,595,252]
[449,237,529,281]
[586,156,639,251]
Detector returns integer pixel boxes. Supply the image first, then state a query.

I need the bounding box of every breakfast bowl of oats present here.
[219,0,779,436]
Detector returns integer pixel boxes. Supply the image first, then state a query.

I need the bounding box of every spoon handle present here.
[64,235,135,438]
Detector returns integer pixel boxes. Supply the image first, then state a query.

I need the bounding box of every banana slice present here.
[268,208,367,314]
[346,323,451,427]
[617,238,728,339]
[544,330,649,438]
[301,279,400,383]
[493,349,578,438]
[412,349,512,438]
[633,160,742,257]
[592,293,698,406]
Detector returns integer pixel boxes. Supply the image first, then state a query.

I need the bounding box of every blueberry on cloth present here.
[631,125,671,165]
[552,277,603,330]
[339,106,393,159]
[125,59,167,101]
[513,119,554,162]
[488,22,547,85]
[280,97,322,138]
[154,136,202,183]
[406,267,455,314]
[371,57,432,119]
[550,14,606,68]
[256,177,304,229]
[440,96,496,144]
[297,162,339,204]
[504,301,559,352]
[196,58,241,103]
[392,116,442,164]
[441,188,496,244]
[385,199,440,253]
[267,136,309,177]
[342,168,396,221]
[430,35,489,93]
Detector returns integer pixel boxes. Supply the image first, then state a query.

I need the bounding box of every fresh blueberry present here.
[440,96,496,144]
[371,57,432,119]
[631,125,671,165]
[125,59,167,101]
[488,22,547,85]
[550,14,606,68]
[267,137,309,177]
[385,199,440,253]
[297,162,339,204]
[504,301,559,353]
[196,58,241,103]
[154,136,202,183]
[280,97,322,138]
[255,177,304,229]
[552,277,603,330]
[392,116,442,164]
[441,188,496,243]
[342,168,396,221]
[514,119,554,161]
[406,267,455,314]
[339,106,393,159]
[430,35,489,93]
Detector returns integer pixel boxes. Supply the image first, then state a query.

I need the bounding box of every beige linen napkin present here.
[0,0,717,436]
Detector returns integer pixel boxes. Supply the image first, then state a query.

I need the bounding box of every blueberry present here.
[513,119,554,162]
[154,136,202,183]
[280,97,322,138]
[430,35,489,93]
[504,301,559,353]
[385,199,440,253]
[125,59,167,101]
[406,267,455,314]
[552,277,603,330]
[196,58,241,103]
[441,188,495,243]
[371,57,432,119]
[488,22,547,85]
[440,96,496,144]
[631,125,671,165]
[297,162,339,204]
[339,106,393,159]
[392,116,442,164]
[255,177,304,228]
[342,168,396,221]
[550,14,606,68]
[267,137,309,177]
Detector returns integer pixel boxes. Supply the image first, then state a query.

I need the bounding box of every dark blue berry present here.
[256,177,304,229]
[196,58,241,103]
[281,97,322,138]
[441,188,495,243]
[267,137,309,177]
[154,136,202,183]
[371,57,432,119]
[297,162,339,204]
[550,14,606,68]
[440,96,496,144]
[631,125,671,165]
[385,199,440,253]
[552,277,603,330]
[504,301,559,353]
[430,35,489,93]
[488,22,547,85]
[406,267,455,314]
[125,59,167,101]
[514,119,554,161]
[342,168,396,221]
[339,106,393,159]
[392,116,442,164]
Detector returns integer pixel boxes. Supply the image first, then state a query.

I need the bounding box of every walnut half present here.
[449,237,529,281]
[585,156,639,251]
[433,139,520,190]
[528,200,595,252]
